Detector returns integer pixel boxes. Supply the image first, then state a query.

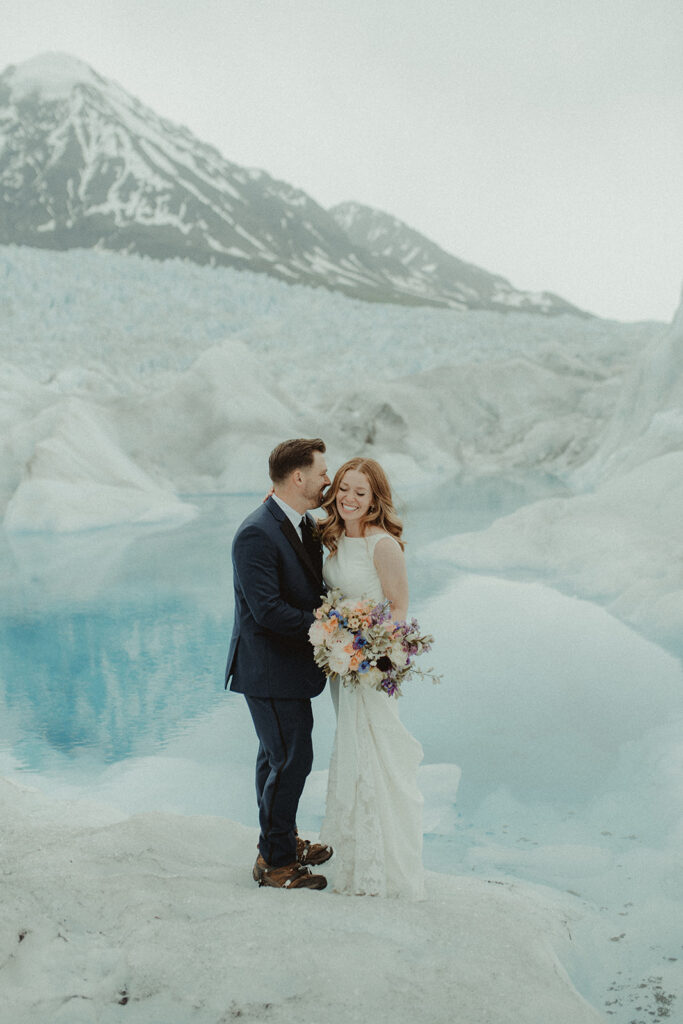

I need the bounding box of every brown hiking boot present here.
[296,837,334,867]
[252,854,268,883]
[253,856,327,890]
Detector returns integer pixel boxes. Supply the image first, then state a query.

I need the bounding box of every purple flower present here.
[370,600,391,625]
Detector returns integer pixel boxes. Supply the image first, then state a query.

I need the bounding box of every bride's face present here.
[336,469,373,527]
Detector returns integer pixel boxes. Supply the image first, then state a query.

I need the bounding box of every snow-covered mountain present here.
[330,201,582,315]
[0,53,586,316]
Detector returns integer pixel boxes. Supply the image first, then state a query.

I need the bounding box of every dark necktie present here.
[300,516,320,568]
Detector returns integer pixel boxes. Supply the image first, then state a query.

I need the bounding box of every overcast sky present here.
[2,0,681,322]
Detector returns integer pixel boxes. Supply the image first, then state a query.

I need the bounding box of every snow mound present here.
[4,398,195,532]
[108,340,306,494]
[426,286,683,648]
[0,777,604,1024]
[574,283,683,487]
[429,450,683,648]
[318,354,609,482]
[1,337,305,530]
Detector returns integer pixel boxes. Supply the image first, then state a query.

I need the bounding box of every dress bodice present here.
[323,533,399,605]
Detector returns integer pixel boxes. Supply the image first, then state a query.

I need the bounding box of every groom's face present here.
[301,451,330,509]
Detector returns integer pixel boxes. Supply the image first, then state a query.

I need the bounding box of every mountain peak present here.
[329,201,586,316]
[4,52,101,102]
[332,201,404,236]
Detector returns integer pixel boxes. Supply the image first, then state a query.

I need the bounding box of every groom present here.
[225,438,333,889]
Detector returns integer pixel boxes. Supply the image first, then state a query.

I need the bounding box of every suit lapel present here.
[280,516,322,585]
[266,498,322,586]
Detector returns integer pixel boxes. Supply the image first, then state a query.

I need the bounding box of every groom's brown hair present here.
[269,438,326,484]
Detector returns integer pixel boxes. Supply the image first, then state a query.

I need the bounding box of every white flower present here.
[389,640,408,668]
[328,641,352,675]
[308,620,328,647]
[362,666,383,688]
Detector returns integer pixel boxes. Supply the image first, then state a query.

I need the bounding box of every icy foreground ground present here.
[4,556,680,1021]
[1,776,603,1024]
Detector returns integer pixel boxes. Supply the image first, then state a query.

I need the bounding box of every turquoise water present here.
[1,497,248,770]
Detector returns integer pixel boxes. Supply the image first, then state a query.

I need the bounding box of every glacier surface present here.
[1,244,679,645]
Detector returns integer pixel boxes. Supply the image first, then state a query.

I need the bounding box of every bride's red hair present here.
[318,458,404,554]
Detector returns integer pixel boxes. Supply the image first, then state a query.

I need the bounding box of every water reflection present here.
[1,598,225,765]
[0,495,254,768]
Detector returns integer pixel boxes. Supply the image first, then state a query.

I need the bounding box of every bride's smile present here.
[336,468,373,533]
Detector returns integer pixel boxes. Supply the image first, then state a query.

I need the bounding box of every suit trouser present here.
[244,695,314,867]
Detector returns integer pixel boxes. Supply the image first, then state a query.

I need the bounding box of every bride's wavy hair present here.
[318,457,404,554]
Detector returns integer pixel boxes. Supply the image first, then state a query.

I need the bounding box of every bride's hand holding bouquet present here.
[308,588,439,698]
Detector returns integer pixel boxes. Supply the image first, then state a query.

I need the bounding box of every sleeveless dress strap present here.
[366,532,401,550]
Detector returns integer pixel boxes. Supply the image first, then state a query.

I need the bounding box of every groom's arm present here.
[233,525,316,638]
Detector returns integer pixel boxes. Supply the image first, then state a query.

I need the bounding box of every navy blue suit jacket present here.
[225,496,326,699]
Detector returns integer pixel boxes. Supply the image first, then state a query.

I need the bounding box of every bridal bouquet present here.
[308,588,440,697]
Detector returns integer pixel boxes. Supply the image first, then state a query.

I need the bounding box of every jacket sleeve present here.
[233,524,315,638]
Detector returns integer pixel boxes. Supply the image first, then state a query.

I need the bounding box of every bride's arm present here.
[373,537,409,622]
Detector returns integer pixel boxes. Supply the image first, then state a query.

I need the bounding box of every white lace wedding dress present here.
[320,532,425,899]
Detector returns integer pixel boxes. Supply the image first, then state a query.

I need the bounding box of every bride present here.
[317,457,425,899]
